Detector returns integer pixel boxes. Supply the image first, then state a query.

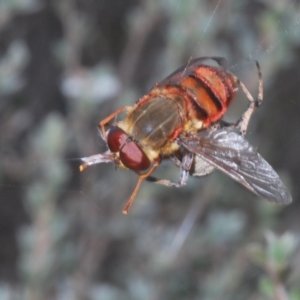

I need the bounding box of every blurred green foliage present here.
[0,0,299,299]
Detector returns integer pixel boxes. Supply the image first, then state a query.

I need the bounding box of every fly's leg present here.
[170,154,182,167]
[123,159,160,214]
[79,106,130,172]
[99,106,130,140]
[146,152,193,188]
[218,61,263,136]
[234,61,263,136]
[147,171,189,188]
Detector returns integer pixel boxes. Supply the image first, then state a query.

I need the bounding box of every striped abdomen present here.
[177,65,237,128]
[122,63,238,154]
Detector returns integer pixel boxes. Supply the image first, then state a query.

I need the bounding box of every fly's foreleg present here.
[99,106,130,140]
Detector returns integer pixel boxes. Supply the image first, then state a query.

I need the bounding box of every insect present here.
[79,57,292,214]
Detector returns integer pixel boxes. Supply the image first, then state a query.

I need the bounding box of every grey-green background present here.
[0,0,300,299]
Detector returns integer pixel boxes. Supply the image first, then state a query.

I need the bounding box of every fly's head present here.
[106,126,151,171]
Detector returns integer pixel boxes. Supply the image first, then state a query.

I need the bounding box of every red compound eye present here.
[107,126,150,171]
[119,141,150,171]
[107,126,127,152]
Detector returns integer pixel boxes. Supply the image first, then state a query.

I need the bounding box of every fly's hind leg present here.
[234,61,263,136]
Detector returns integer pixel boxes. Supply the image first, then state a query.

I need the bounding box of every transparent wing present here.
[155,57,227,87]
[180,128,292,204]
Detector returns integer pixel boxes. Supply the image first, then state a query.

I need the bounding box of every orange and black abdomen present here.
[177,65,237,127]
[126,63,238,152]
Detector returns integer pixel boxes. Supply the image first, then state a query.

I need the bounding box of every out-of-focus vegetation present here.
[0,0,300,299]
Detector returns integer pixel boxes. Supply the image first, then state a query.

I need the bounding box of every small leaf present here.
[259,276,274,298]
